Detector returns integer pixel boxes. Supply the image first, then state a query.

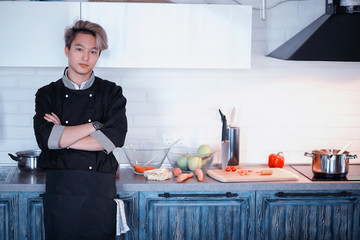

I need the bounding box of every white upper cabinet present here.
[81,3,252,69]
[0,2,252,69]
[0,2,80,67]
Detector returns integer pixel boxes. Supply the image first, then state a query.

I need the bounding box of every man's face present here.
[65,32,99,80]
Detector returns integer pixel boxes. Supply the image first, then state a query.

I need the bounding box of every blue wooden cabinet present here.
[139,191,255,240]
[2,190,360,239]
[256,191,360,240]
[19,192,45,240]
[116,192,139,240]
[14,191,137,240]
[0,192,19,240]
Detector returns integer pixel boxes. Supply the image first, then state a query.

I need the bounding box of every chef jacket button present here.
[89,166,92,170]
[65,120,69,124]
[89,94,93,97]
[65,94,69,98]
[88,119,92,122]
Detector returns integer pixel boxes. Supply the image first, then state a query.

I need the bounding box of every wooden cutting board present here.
[207,168,299,182]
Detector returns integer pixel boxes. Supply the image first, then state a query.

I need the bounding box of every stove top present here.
[290,164,360,181]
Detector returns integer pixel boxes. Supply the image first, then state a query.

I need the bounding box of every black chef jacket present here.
[33,71,127,239]
[33,74,127,173]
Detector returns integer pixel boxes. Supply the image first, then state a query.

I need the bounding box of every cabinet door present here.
[81,3,252,69]
[19,192,45,240]
[18,192,137,240]
[0,2,80,67]
[0,192,19,240]
[139,191,255,240]
[256,191,360,240]
[117,191,139,240]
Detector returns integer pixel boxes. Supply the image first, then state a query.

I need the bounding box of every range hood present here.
[268,0,360,61]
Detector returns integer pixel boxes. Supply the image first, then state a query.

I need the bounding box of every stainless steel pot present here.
[304,149,357,178]
[8,149,42,171]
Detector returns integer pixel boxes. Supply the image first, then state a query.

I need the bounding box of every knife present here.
[221,140,229,171]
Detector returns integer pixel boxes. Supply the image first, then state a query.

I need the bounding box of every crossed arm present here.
[44,112,104,151]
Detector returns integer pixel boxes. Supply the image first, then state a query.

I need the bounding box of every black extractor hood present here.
[268,0,360,61]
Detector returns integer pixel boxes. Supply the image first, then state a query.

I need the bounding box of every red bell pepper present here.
[268,152,285,168]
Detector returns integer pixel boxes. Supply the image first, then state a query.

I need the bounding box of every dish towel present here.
[114,199,130,235]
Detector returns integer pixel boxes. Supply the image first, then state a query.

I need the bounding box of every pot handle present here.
[347,154,357,160]
[304,152,313,157]
[8,153,20,161]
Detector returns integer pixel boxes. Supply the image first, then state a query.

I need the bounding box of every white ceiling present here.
[117,0,263,8]
[95,0,278,8]
[169,0,242,3]
[114,0,254,5]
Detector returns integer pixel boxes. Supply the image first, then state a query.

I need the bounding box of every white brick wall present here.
[1,3,360,166]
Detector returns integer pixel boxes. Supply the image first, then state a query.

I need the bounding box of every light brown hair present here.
[64,20,108,52]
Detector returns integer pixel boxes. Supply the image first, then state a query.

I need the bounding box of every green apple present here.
[197,145,212,157]
[177,155,189,170]
[188,156,202,171]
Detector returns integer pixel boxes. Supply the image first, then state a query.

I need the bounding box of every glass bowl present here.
[123,143,170,174]
[167,148,214,173]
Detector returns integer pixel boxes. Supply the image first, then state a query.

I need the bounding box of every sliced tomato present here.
[260,169,273,175]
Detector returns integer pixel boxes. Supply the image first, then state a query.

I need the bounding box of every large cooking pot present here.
[304,149,357,178]
[8,149,42,171]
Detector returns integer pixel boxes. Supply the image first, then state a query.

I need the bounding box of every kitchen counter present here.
[2,165,359,240]
[1,164,360,192]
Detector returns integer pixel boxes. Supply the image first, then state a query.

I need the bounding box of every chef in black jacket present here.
[33,20,127,240]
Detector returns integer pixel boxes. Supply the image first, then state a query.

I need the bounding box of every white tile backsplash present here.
[1,4,360,166]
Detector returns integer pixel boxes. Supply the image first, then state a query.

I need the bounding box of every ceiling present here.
[167,0,242,3]
[90,0,262,8]
[98,0,243,4]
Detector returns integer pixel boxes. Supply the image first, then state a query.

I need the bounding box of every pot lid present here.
[15,149,41,157]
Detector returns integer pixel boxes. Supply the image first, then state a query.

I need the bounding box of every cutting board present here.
[207,168,299,182]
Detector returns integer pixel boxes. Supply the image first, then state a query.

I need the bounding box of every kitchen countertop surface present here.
[1,164,360,192]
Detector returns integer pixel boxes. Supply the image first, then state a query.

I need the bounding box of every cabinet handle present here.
[40,193,125,199]
[158,192,238,198]
[275,191,354,198]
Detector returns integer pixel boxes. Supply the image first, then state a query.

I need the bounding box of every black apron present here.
[44,170,117,240]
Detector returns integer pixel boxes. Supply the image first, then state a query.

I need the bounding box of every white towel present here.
[114,199,130,235]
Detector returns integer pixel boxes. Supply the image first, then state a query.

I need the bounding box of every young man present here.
[33,20,127,239]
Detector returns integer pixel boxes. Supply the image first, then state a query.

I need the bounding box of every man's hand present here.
[44,112,61,125]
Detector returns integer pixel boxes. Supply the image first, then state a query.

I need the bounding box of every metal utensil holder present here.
[227,127,240,166]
